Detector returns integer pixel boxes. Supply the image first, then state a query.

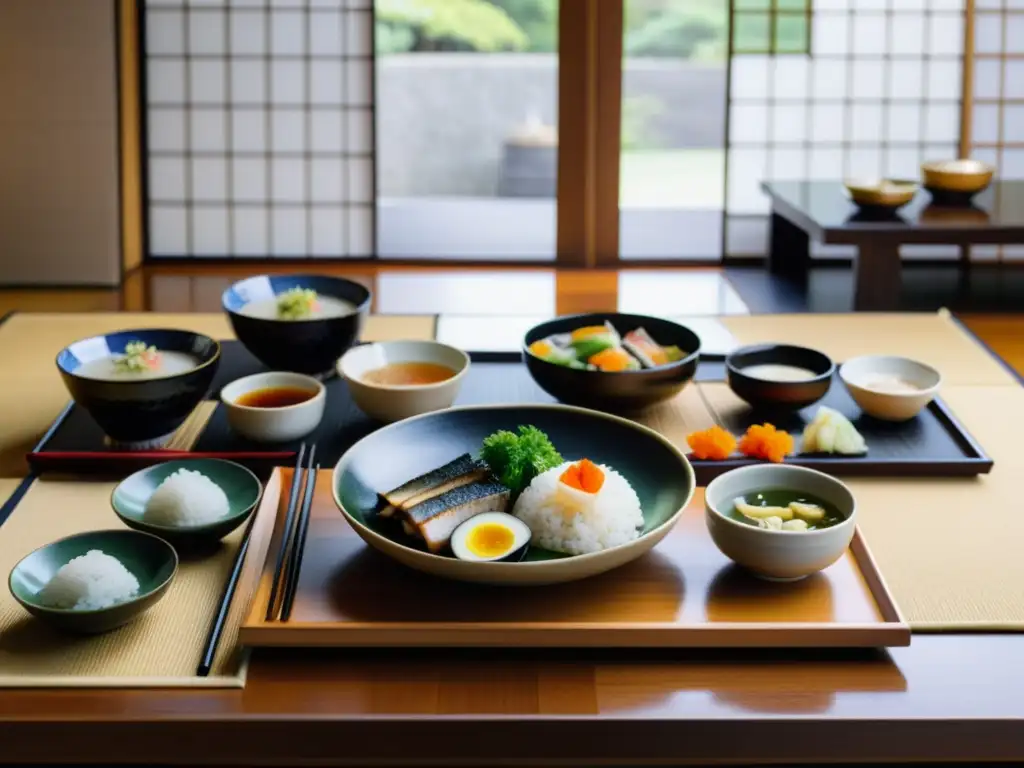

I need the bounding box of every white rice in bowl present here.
[36,549,140,611]
[144,468,230,526]
[512,461,644,555]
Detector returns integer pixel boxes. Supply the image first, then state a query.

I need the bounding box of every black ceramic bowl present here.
[223,274,371,376]
[726,344,835,412]
[56,329,220,447]
[523,313,701,412]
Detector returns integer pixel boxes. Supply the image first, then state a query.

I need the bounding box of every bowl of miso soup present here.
[56,329,220,447]
[703,464,856,582]
[338,340,470,423]
[222,274,371,377]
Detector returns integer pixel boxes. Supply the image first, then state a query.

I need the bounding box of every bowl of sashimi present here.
[523,313,701,411]
[331,404,696,585]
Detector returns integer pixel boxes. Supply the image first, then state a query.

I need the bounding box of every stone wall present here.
[377,54,727,197]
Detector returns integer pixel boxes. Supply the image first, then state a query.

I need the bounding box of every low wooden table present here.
[762,181,1024,310]
[2,311,1024,766]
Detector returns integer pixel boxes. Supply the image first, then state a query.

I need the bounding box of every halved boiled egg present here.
[450,512,531,563]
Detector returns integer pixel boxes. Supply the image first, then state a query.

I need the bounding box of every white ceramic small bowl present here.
[220,371,325,442]
[839,355,941,422]
[704,464,857,582]
[338,340,470,424]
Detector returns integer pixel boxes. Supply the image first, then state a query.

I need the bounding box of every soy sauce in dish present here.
[235,386,317,408]
[362,362,456,386]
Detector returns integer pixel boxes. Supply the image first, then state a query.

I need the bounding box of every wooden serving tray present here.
[240,469,910,649]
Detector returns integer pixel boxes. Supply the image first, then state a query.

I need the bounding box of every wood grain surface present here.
[241,471,905,649]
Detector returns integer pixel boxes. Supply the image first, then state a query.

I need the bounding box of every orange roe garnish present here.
[559,459,606,494]
[686,425,737,460]
[738,423,794,463]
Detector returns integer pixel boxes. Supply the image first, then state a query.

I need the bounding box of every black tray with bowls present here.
[31,341,992,483]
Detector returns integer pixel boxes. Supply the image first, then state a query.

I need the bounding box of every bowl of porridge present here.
[222,274,371,377]
[839,355,942,421]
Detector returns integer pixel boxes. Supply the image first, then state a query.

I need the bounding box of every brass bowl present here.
[921,159,995,206]
[843,179,918,213]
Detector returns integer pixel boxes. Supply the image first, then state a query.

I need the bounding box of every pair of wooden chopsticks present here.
[196,443,319,676]
[264,442,319,623]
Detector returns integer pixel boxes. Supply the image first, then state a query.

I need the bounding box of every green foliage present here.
[375,22,416,54]
[374,0,807,58]
[625,10,721,58]
[376,0,529,53]
[481,425,562,496]
[491,0,558,52]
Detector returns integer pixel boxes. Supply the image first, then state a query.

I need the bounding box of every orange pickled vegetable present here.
[738,423,794,463]
[686,425,737,460]
[559,458,606,494]
[529,340,553,357]
[570,325,609,342]
[588,347,634,372]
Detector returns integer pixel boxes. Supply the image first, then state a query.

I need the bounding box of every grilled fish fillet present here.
[403,481,511,553]
[378,454,489,517]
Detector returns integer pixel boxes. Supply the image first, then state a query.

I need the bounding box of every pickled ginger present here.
[801,406,867,455]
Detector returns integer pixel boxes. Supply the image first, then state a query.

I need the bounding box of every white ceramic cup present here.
[338,341,470,424]
[220,371,326,443]
[704,464,857,582]
[839,355,942,422]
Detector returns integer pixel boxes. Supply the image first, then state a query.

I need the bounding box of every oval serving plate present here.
[332,404,695,586]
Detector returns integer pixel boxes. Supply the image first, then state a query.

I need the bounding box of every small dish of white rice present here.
[36,549,140,611]
[144,468,231,527]
[512,460,644,556]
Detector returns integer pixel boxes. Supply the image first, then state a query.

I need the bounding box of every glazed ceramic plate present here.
[112,458,262,545]
[9,529,177,634]
[332,404,695,585]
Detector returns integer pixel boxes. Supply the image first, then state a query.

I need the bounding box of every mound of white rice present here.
[36,549,140,610]
[144,468,230,526]
[512,461,644,555]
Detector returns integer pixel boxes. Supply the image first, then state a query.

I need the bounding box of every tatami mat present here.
[0,475,278,686]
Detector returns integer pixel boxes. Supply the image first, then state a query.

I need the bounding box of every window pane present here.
[375,0,558,260]
[620,0,728,260]
[776,14,809,54]
[733,13,771,54]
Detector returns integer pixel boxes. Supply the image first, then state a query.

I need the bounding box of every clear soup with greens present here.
[729,489,845,532]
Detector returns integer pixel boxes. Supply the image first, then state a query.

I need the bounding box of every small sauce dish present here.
[839,355,941,422]
[220,371,326,442]
[338,340,470,423]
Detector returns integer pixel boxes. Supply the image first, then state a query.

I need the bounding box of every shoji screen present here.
[144,0,374,259]
[726,0,965,259]
[970,0,1024,261]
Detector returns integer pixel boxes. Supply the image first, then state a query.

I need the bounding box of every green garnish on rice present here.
[481,425,563,497]
[113,341,161,373]
[276,287,320,320]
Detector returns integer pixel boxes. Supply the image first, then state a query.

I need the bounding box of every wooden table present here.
[2,311,1024,766]
[762,181,1024,311]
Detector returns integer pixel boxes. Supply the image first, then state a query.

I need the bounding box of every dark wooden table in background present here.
[762,181,1024,311]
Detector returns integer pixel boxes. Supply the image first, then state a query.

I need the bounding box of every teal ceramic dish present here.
[332,404,695,585]
[111,458,262,545]
[8,529,178,634]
